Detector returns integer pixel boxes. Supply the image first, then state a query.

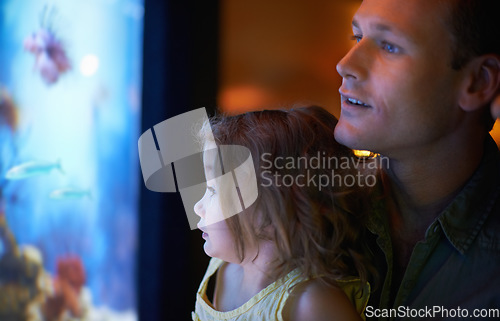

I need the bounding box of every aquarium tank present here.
[0,0,143,320]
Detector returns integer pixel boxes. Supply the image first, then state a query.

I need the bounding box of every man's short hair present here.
[446,0,500,70]
[445,0,500,130]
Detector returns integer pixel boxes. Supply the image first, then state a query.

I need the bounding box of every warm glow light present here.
[79,54,99,76]
[353,150,374,157]
[491,119,500,147]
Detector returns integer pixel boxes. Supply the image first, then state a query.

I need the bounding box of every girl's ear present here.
[458,55,500,112]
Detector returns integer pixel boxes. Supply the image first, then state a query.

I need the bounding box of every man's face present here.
[335,0,466,158]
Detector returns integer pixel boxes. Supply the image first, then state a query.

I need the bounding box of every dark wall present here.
[139,0,218,319]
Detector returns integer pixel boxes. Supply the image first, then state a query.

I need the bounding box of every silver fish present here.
[49,188,91,200]
[5,160,63,180]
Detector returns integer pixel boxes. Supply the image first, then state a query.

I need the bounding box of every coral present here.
[0,216,45,321]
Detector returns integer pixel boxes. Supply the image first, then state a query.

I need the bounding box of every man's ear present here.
[458,55,500,112]
[492,94,500,119]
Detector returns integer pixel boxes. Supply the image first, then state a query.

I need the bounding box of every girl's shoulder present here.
[281,278,369,321]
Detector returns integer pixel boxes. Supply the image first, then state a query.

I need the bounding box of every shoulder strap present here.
[197,257,224,295]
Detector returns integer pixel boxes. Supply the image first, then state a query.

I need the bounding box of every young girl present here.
[192,106,374,321]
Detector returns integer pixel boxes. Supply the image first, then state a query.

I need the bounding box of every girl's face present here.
[194,141,240,262]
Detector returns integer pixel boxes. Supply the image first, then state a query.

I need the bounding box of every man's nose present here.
[336,39,369,81]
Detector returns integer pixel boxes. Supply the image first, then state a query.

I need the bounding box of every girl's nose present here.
[194,198,205,218]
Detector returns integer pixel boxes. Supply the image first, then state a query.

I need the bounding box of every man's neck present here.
[384,132,485,221]
[381,131,486,302]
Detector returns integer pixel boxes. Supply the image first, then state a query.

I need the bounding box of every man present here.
[493,96,500,119]
[335,0,500,320]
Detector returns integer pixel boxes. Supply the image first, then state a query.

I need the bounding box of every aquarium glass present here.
[0,0,143,320]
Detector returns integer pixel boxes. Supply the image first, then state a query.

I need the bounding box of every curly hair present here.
[200,106,376,289]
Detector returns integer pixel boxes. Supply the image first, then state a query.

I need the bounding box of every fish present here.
[5,160,63,180]
[24,28,71,85]
[49,188,91,200]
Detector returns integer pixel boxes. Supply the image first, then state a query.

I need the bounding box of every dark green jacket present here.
[366,137,500,321]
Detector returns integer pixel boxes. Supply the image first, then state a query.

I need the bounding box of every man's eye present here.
[381,41,400,54]
[351,34,362,43]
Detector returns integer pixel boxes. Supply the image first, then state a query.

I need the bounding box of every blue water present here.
[0,0,143,315]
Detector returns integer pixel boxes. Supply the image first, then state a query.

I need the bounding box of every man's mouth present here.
[344,96,371,107]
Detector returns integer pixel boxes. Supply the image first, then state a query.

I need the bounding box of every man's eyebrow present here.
[351,18,415,46]
[352,19,393,33]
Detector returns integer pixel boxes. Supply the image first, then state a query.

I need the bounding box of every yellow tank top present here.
[192,258,369,321]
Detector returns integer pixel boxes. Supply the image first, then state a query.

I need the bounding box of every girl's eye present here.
[351,34,362,43]
[381,41,400,54]
[207,186,216,197]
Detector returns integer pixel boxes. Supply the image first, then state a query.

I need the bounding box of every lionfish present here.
[23,6,71,85]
